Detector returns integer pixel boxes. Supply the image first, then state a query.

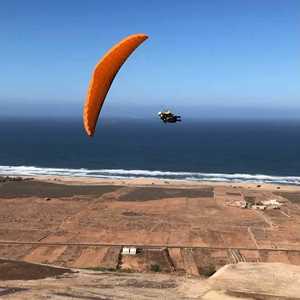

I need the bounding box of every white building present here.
[122,247,137,255]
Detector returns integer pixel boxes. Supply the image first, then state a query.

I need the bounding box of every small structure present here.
[227,193,285,211]
[261,199,282,209]
[122,247,137,255]
[252,204,266,210]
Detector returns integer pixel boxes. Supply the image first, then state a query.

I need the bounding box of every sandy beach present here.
[25,174,300,192]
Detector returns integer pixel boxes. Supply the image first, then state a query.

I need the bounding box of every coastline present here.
[25,174,300,192]
[0,165,300,187]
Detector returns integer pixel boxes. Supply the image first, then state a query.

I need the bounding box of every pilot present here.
[158,111,181,123]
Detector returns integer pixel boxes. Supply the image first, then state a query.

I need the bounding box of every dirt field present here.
[0,177,300,275]
[0,259,299,299]
[0,259,72,281]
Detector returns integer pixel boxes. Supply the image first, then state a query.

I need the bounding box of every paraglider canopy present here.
[83,33,148,137]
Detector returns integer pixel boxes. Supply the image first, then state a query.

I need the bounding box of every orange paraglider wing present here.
[83,33,148,136]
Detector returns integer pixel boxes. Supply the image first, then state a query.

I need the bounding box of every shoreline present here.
[18,174,300,192]
[1,165,300,187]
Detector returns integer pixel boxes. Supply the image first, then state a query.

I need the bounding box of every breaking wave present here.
[0,165,300,185]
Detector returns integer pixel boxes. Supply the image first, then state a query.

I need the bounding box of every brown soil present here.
[274,191,300,203]
[117,186,214,201]
[0,265,182,299]
[0,287,27,297]
[53,293,112,300]
[1,179,300,276]
[1,261,299,299]
[0,259,72,281]
[0,180,121,198]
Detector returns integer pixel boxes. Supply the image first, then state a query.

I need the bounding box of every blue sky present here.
[1,0,299,119]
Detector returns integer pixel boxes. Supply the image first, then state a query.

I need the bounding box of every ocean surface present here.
[0,118,300,185]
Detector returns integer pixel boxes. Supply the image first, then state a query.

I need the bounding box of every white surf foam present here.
[0,165,299,185]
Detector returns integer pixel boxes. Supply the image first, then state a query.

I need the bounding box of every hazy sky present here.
[1,0,299,119]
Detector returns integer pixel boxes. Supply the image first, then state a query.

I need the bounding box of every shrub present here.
[200,264,216,277]
[150,264,161,272]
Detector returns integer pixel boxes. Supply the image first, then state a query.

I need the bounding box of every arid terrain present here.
[0,176,300,299]
[1,259,300,299]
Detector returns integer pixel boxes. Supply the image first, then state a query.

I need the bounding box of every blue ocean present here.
[0,118,300,185]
